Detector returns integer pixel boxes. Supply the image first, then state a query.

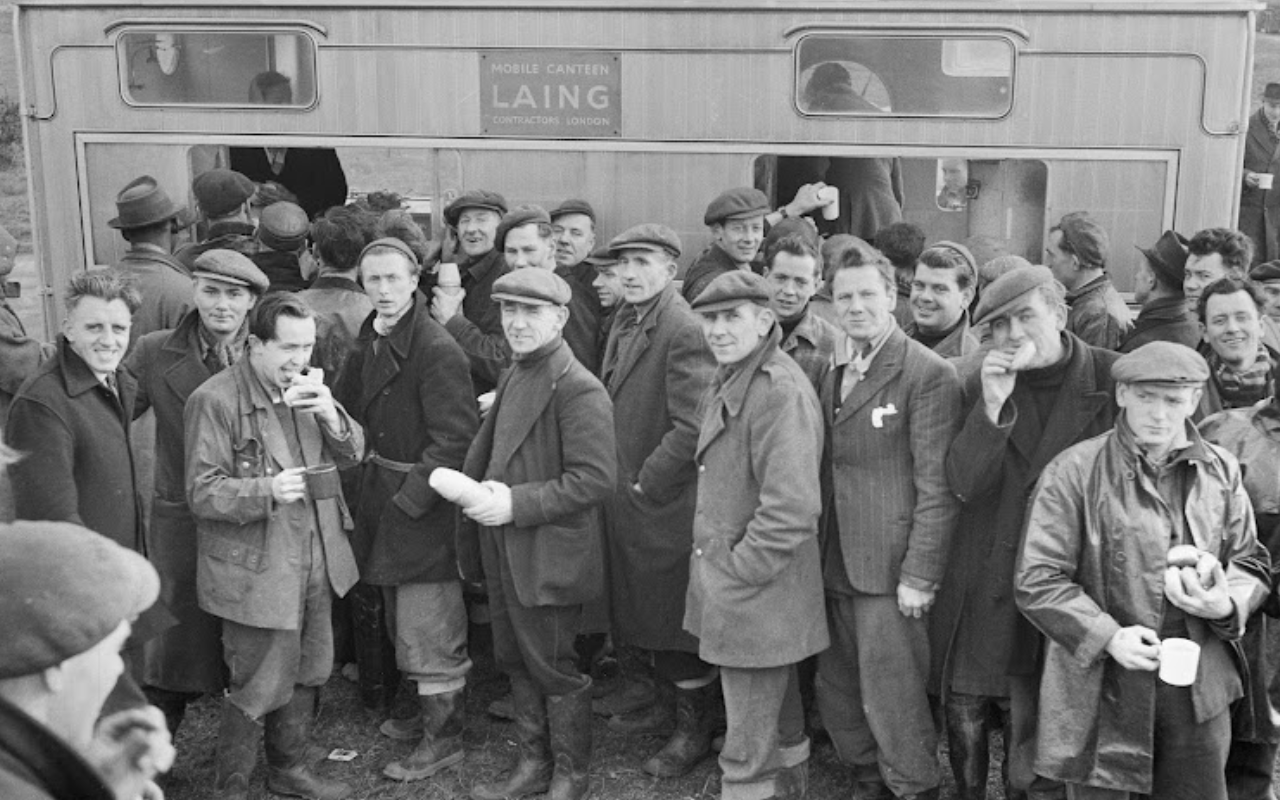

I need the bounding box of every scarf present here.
[198,321,247,374]
[1209,343,1275,409]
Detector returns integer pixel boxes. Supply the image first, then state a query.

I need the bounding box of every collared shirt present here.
[839,318,896,401]
[601,286,667,386]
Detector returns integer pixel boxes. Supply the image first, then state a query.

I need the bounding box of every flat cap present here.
[192,248,270,294]
[608,223,682,259]
[0,521,159,679]
[492,267,572,307]
[704,187,771,227]
[1250,259,1280,282]
[496,205,552,250]
[444,189,508,228]
[1111,341,1209,385]
[585,245,617,267]
[258,201,310,252]
[1055,211,1110,270]
[550,198,596,223]
[193,169,256,218]
[1267,83,1280,102]
[1138,230,1190,292]
[973,264,1057,326]
[691,269,772,313]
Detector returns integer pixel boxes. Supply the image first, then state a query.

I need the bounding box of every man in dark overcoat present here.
[108,174,192,345]
[930,265,1119,800]
[599,223,717,778]
[124,250,268,737]
[1241,82,1280,264]
[458,268,616,800]
[334,238,479,782]
[1118,230,1199,353]
[176,169,259,272]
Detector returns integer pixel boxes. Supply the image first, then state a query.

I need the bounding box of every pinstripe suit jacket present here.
[820,326,962,594]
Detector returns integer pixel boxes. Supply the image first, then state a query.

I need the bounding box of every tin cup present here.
[437,262,462,295]
[304,463,342,500]
[1260,173,1275,191]
[1158,637,1200,686]
[818,185,840,220]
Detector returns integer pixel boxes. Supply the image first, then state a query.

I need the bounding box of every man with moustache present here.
[905,242,981,358]
[551,199,600,289]
[1183,228,1253,310]
[124,250,269,738]
[1118,230,1199,353]
[762,232,842,392]
[1195,278,1277,419]
[931,266,1120,800]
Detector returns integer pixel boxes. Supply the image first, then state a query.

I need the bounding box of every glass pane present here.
[796,35,1014,118]
[118,31,316,107]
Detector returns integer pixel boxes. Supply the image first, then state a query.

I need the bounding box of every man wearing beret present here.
[108,174,194,345]
[599,223,718,777]
[176,169,260,273]
[551,198,600,290]
[431,188,509,395]
[252,200,313,292]
[1044,211,1132,351]
[0,521,176,800]
[1241,82,1280,263]
[685,270,827,800]
[931,265,1120,800]
[123,249,268,739]
[682,187,771,304]
[1248,259,1280,352]
[335,238,479,782]
[457,268,617,800]
[187,292,364,799]
[1119,230,1200,353]
[1016,341,1269,800]
[1194,277,1278,421]
[1184,227,1253,309]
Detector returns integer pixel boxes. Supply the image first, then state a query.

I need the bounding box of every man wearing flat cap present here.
[1119,230,1200,353]
[123,249,268,739]
[931,265,1120,800]
[684,270,827,800]
[1248,259,1280,352]
[1241,82,1280,264]
[176,168,259,273]
[551,198,600,289]
[0,521,175,800]
[682,187,771,304]
[252,200,313,292]
[186,292,364,799]
[457,268,616,800]
[1016,341,1269,800]
[431,189,509,395]
[1044,211,1132,350]
[109,174,194,345]
[598,223,718,778]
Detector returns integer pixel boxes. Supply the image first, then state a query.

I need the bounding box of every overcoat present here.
[1241,108,1280,262]
[601,283,715,651]
[0,696,115,800]
[458,338,617,606]
[115,247,192,345]
[442,248,509,395]
[1065,275,1133,351]
[930,333,1118,694]
[1015,422,1265,793]
[186,357,363,629]
[334,294,479,585]
[1117,296,1201,353]
[684,328,828,668]
[174,220,258,273]
[123,310,224,692]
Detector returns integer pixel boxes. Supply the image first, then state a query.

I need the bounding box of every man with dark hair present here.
[762,232,841,392]
[1119,230,1199,353]
[176,169,259,272]
[908,242,980,358]
[1195,277,1276,419]
[1045,211,1132,350]
[1241,82,1280,263]
[1185,227,1254,308]
[874,222,927,328]
[187,292,364,800]
[375,209,435,269]
[109,175,193,344]
[299,207,375,386]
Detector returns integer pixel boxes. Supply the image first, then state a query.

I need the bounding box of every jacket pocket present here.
[232,436,265,478]
[201,533,269,573]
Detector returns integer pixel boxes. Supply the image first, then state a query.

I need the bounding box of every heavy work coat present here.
[1015,421,1266,793]
[819,326,962,594]
[124,311,225,692]
[1117,296,1201,353]
[684,329,829,668]
[931,334,1119,694]
[115,247,192,345]
[458,338,617,606]
[174,220,258,273]
[1065,275,1133,351]
[443,249,509,396]
[186,358,363,629]
[1241,109,1280,262]
[601,284,715,651]
[0,696,114,800]
[335,294,479,585]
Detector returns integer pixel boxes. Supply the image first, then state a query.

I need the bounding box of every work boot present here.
[384,687,466,781]
[945,695,990,800]
[771,761,809,800]
[471,676,553,800]
[264,687,352,800]
[641,681,717,778]
[547,680,593,800]
[607,676,674,734]
[592,645,656,717]
[214,699,262,800]
[574,632,609,676]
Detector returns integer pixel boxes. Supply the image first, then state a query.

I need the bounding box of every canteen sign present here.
[479,51,621,137]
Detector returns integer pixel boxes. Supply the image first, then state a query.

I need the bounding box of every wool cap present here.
[193,169,256,218]
[443,189,508,228]
[608,223,682,259]
[1250,259,1280,283]
[108,175,184,230]
[357,236,421,269]
[192,248,270,295]
[491,267,572,307]
[1266,83,1280,102]
[0,521,159,679]
[1111,341,1209,386]
[585,245,617,267]
[1055,211,1110,270]
[496,205,552,250]
[972,264,1057,326]
[550,198,596,223]
[691,269,772,313]
[977,254,1034,289]
[258,201,310,252]
[1138,230,1190,292]
[704,187,771,227]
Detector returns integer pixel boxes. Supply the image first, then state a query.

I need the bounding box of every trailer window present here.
[795,35,1013,118]
[117,30,316,108]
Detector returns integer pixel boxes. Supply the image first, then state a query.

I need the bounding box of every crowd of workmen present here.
[2,143,1280,800]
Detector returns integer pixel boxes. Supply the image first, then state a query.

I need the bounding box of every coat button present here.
[698,465,706,473]
[695,548,703,557]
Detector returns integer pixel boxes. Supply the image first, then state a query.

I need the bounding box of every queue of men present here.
[4,165,1280,800]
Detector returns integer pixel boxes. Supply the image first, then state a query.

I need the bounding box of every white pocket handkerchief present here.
[871,403,898,428]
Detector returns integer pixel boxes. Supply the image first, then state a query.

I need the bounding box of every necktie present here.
[103,372,119,399]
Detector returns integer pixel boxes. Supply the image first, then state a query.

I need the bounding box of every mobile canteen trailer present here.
[11,0,1262,337]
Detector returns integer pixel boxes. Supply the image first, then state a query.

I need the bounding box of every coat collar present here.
[697,327,781,459]
[831,325,907,424]
[606,283,677,390]
[783,309,824,351]
[463,249,504,283]
[159,310,214,399]
[309,274,363,293]
[486,339,575,474]
[355,293,426,413]
[55,336,135,417]
[1066,274,1112,304]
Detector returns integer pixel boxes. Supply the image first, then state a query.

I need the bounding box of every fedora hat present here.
[107,175,184,230]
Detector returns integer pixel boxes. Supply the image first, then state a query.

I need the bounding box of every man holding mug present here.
[1241,82,1280,264]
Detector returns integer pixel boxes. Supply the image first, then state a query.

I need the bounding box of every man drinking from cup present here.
[1014,341,1269,800]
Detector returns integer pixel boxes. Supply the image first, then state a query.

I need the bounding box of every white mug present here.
[818,186,840,220]
[1259,173,1275,191]
[1158,637,1200,686]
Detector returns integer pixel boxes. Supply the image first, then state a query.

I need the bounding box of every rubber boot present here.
[607,677,674,735]
[384,687,466,781]
[641,681,717,778]
[264,687,352,800]
[471,676,553,800]
[945,694,990,800]
[592,645,656,718]
[547,680,593,800]
[214,699,262,800]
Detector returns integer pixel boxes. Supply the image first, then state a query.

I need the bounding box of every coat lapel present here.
[1011,342,1112,486]
[358,298,421,414]
[488,343,571,475]
[607,287,670,393]
[834,329,905,425]
[234,361,295,470]
[162,320,212,403]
